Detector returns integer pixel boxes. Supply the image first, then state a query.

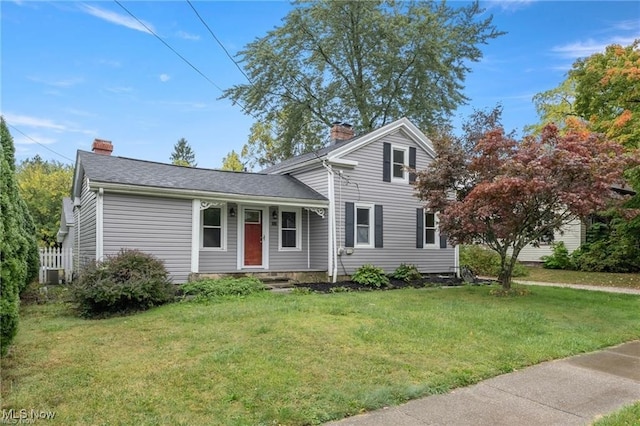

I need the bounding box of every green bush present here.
[459,245,528,277]
[542,242,574,270]
[181,277,267,301]
[71,250,175,318]
[351,264,390,288]
[392,263,422,282]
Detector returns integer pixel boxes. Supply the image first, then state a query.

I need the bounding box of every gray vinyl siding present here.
[308,212,328,270]
[517,218,586,262]
[290,167,328,197]
[199,203,238,272]
[102,193,192,283]
[78,178,96,269]
[334,130,455,275]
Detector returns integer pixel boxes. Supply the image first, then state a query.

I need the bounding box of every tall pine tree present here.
[170,138,197,167]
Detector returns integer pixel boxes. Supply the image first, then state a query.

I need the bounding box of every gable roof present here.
[74,150,327,203]
[263,117,435,174]
[61,197,74,225]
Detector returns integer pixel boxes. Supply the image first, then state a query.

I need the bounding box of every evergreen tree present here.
[170,138,197,167]
[0,117,39,356]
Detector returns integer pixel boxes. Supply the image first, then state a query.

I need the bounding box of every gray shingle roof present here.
[62,197,74,225]
[77,151,327,202]
[261,138,353,173]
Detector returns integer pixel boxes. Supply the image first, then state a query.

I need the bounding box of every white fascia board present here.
[91,181,329,209]
[328,117,436,161]
[326,158,358,168]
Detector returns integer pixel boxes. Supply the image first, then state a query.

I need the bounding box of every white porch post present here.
[191,199,200,274]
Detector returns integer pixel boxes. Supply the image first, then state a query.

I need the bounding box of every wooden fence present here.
[39,247,73,284]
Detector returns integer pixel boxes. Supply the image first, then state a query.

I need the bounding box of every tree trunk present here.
[498,251,513,290]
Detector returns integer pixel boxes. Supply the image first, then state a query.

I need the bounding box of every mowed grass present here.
[524,266,640,289]
[592,401,640,426]
[2,286,639,425]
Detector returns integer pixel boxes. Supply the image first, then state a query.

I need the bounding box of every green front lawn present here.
[524,266,640,289]
[2,286,639,425]
[592,401,640,425]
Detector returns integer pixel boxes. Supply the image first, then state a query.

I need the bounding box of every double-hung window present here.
[202,207,225,249]
[279,208,301,250]
[355,204,374,247]
[424,211,438,247]
[392,146,409,182]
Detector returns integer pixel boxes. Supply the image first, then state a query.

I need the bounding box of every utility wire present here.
[5,122,75,163]
[185,0,253,85]
[113,0,258,120]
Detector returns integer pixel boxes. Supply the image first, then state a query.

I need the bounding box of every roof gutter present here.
[87,180,329,209]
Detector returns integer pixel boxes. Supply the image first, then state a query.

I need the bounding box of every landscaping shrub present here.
[459,245,528,277]
[181,277,267,301]
[71,249,174,318]
[351,264,390,288]
[392,263,422,282]
[541,242,574,270]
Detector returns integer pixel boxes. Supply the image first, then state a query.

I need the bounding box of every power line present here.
[113,0,259,120]
[185,0,253,85]
[5,122,75,163]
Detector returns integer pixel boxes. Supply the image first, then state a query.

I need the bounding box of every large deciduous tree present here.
[415,111,637,290]
[224,0,503,167]
[570,40,640,149]
[220,150,245,171]
[17,156,74,247]
[170,138,197,167]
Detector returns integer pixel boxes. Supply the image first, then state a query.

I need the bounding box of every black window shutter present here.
[409,147,417,183]
[374,205,383,248]
[383,142,391,182]
[416,208,424,248]
[440,234,447,249]
[345,202,354,248]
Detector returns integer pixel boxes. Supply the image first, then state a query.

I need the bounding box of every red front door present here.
[244,209,262,266]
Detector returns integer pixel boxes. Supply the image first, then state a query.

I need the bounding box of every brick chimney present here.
[330,122,354,144]
[92,139,113,155]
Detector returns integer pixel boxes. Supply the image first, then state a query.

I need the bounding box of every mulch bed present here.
[294,274,491,293]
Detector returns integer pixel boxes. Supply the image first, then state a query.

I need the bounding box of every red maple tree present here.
[415,122,637,289]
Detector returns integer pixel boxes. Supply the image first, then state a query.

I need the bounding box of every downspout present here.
[321,161,338,283]
[96,188,104,261]
[454,244,460,278]
[307,208,310,269]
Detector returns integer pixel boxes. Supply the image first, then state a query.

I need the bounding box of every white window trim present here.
[424,211,439,249]
[201,204,227,251]
[279,207,302,251]
[391,145,409,183]
[355,203,374,248]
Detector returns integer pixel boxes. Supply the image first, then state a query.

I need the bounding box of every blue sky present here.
[2,1,639,169]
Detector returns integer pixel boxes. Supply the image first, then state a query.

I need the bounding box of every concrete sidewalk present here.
[326,341,640,426]
[514,280,640,295]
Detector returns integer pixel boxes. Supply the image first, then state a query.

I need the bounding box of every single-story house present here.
[64,118,458,283]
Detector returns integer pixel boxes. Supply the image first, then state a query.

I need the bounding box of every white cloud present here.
[79,4,154,34]
[105,86,134,94]
[28,76,84,88]
[176,30,200,41]
[552,35,639,59]
[97,59,122,68]
[159,74,171,82]
[485,0,535,12]
[2,113,67,131]
[14,133,57,146]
